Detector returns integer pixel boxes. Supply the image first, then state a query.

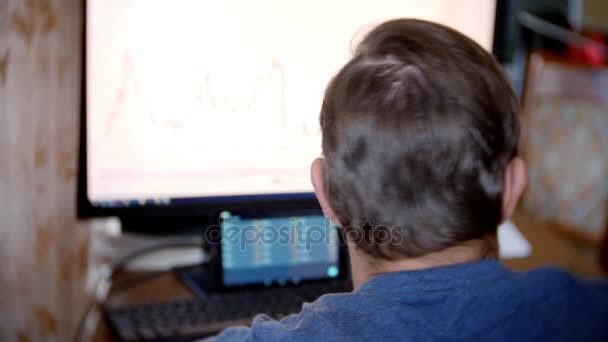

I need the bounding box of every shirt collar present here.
[354,260,509,294]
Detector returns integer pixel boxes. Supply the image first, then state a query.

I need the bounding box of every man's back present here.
[208,261,608,341]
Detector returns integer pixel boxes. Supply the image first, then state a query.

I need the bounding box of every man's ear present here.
[311,158,341,226]
[502,156,527,219]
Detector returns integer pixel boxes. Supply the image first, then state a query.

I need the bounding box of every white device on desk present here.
[498,220,532,259]
[89,217,206,272]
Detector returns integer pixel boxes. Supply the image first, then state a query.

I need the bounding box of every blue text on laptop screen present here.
[220,213,340,286]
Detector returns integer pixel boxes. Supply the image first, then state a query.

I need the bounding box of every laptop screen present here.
[220,212,341,287]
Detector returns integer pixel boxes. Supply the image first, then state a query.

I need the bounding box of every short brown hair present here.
[320,19,519,260]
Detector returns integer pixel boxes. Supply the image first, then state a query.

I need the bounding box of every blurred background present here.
[1,0,608,341]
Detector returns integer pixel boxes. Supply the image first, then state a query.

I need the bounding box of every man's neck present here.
[348,237,497,288]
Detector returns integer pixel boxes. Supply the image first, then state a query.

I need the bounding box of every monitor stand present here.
[120,215,211,236]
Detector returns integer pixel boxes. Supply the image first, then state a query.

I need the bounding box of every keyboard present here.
[104,282,351,342]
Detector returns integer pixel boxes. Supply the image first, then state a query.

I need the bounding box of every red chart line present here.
[104,52,288,135]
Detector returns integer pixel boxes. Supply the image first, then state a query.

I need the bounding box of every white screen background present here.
[87,0,496,202]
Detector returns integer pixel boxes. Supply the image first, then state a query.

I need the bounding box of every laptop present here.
[104,209,351,341]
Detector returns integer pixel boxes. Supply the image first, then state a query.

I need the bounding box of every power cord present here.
[72,237,204,342]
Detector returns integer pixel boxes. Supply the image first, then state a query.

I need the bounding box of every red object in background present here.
[568,32,607,67]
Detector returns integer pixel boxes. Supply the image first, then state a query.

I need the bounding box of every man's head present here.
[311,19,525,265]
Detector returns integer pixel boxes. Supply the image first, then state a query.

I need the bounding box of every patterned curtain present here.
[522,52,608,241]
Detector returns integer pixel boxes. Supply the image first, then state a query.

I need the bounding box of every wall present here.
[580,0,608,31]
[0,0,89,341]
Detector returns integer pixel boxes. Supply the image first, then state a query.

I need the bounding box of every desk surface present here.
[92,211,604,341]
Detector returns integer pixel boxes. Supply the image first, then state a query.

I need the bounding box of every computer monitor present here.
[78,0,498,220]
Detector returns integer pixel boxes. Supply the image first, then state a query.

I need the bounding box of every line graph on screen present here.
[87,0,497,201]
[103,51,317,137]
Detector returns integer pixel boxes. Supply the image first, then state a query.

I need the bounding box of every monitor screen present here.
[220,212,340,287]
[86,0,496,207]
